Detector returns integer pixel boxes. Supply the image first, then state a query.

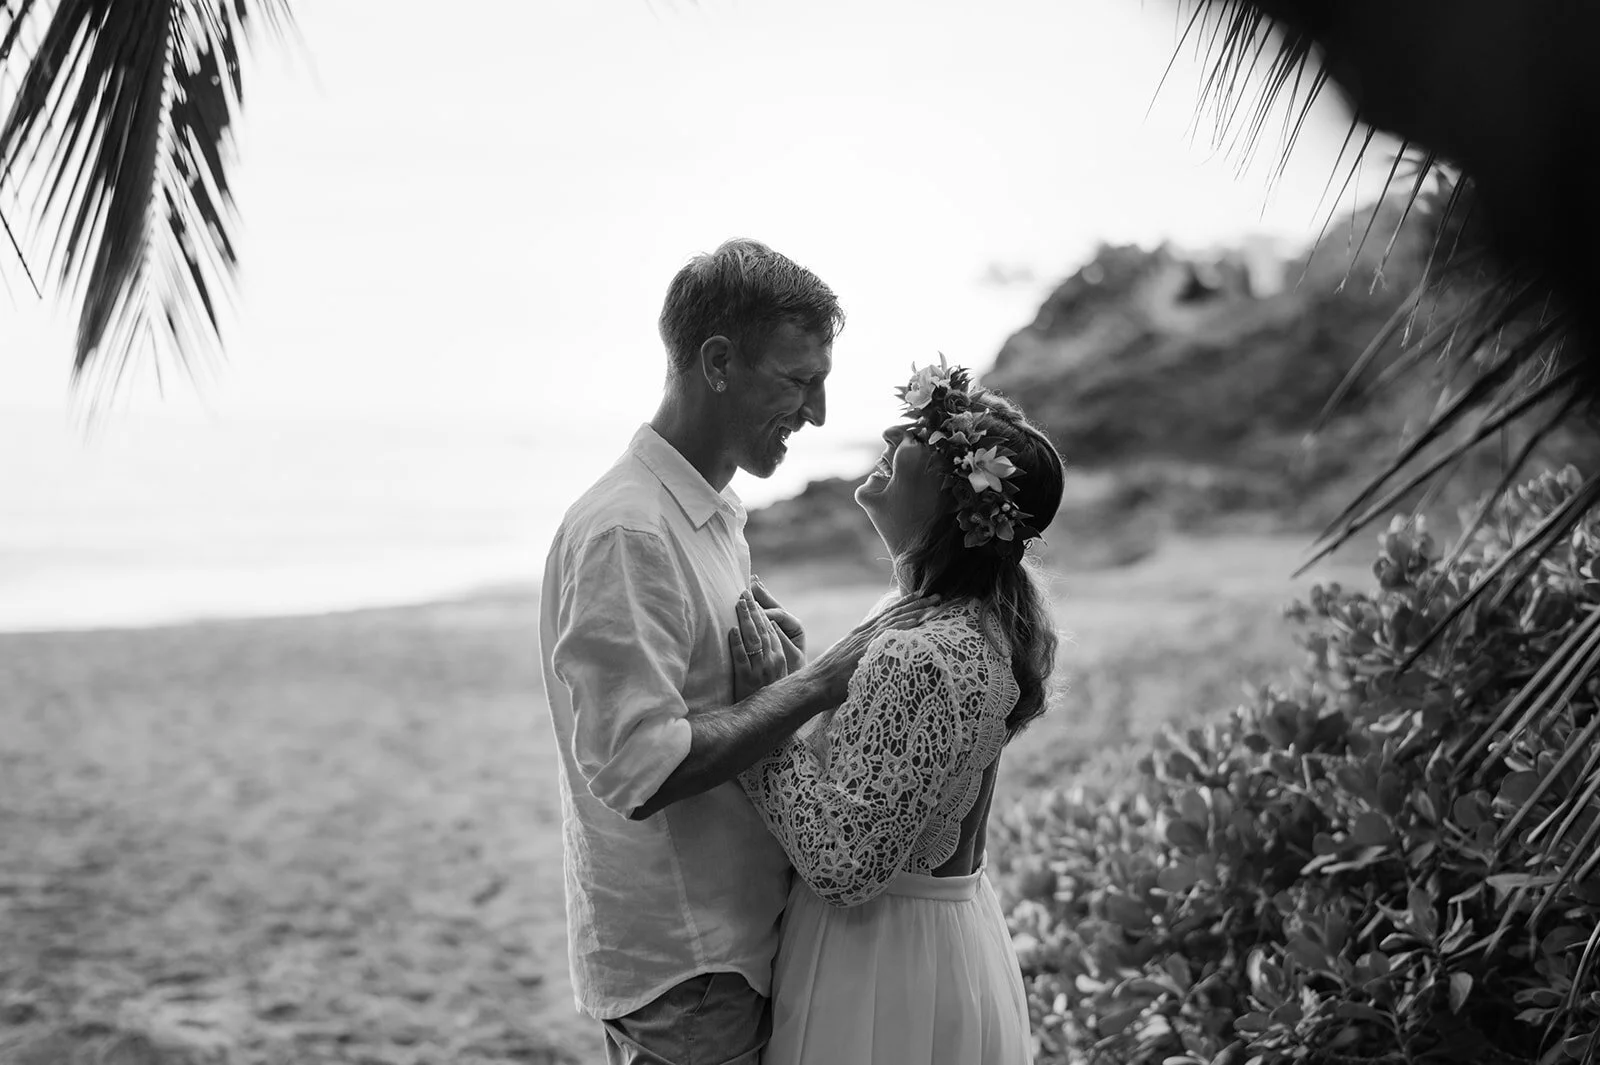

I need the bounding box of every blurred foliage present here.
[995,467,1600,1065]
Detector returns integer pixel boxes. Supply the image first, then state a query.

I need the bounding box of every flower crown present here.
[895,354,1042,552]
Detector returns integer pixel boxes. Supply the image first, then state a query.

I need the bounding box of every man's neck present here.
[650,396,736,493]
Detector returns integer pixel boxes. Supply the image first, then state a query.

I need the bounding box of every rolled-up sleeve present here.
[552,526,695,817]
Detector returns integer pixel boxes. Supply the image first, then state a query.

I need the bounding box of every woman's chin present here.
[853,487,892,551]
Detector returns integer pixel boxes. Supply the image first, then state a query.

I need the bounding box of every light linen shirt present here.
[538,424,792,1019]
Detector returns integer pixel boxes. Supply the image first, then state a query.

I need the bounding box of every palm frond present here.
[0,0,290,397]
[1367,150,1437,290]
[1295,371,1578,590]
[1451,606,1600,781]
[1487,636,1600,825]
[1177,0,1600,996]
[1177,0,1594,542]
[1427,390,1583,593]
[1569,920,1600,1019]
[1526,735,1600,925]
[1537,804,1600,929]
[1292,331,1575,576]
[0,202,39,296]
[1307,277,1424,430]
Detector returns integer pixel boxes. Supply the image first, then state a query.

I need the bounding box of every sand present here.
[0,535,1373,1063]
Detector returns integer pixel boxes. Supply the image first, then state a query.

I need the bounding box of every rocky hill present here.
[748,199,1591,573]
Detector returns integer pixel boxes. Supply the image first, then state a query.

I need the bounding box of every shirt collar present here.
[631,424,744,530]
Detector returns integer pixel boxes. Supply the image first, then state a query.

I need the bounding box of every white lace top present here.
[739,600,1018,908]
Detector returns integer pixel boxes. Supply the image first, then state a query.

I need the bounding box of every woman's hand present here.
[750,575,805,671]
[730,590,791,702]
[806,592,941,705]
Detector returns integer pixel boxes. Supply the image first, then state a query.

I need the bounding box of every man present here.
[538,239,926,1064]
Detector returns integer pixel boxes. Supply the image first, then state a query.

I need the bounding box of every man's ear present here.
[700,335,736,393]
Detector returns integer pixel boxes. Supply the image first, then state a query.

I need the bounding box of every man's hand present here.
[807,592,940,705]
[750,575,805,671]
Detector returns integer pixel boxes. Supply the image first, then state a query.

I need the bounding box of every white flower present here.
[902,370,938,409]
[965,446,1018,494]
[902,355,953,409]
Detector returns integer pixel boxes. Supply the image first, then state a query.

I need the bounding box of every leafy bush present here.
[996,467,1600,1065]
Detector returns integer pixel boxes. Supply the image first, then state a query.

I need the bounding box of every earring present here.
[714,381,726,393]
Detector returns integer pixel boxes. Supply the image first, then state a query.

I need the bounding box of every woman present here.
[732,357,1064,1064]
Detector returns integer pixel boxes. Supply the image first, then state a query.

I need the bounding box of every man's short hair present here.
[658,239,845,376]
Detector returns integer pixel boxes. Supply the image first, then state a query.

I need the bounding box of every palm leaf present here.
[1537,810,1600,929]
[1176,0,1600,1002]
[1451,608,1600,782]
[1177,0,1589,540]
[1295,367,1576,585]
[1489,640,1600,838]
[1306,278,1424,430]
[1413,476,1600,767]
[1526,737,1600,925]
[0,204,39,297]
[1292,330,1574,577]
[0,0,290,395]
[1425,390,1583,601]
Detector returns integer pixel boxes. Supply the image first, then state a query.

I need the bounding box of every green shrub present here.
[996,466,1600,1065]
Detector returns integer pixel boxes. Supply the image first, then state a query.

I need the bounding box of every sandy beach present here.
[0,535,1373,1064]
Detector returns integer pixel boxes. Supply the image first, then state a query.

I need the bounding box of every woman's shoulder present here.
[898,599,1009,662]
[879,601,1017,725]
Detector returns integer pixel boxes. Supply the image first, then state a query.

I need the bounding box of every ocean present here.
[0,408,883,632]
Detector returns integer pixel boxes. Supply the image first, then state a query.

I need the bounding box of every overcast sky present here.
[1,0,1388,472]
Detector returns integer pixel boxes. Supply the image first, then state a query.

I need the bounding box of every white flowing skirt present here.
[764,864,1032,1065]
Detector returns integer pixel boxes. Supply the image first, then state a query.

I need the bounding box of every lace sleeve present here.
[738,628,979,908]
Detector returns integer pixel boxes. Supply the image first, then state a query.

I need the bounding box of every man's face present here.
[727,321,831,479]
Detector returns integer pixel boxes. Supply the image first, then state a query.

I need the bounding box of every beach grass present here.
[0,535,1374,1063]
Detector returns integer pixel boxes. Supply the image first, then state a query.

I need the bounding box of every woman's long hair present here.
[893,389,1065,739]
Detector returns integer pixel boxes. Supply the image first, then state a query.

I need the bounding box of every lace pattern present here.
[739,601,1019,907]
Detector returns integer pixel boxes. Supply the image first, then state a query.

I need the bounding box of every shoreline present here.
[0,577,545,638]
[0,528,1377,640]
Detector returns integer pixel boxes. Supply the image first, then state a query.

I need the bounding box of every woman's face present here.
[854,423,949,555]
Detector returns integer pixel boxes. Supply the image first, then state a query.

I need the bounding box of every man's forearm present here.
[628,668,833,821]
